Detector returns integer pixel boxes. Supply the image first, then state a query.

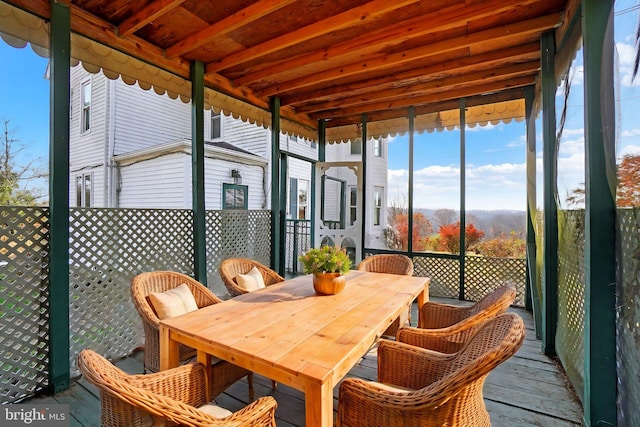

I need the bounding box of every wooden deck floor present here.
[29,301,583,426]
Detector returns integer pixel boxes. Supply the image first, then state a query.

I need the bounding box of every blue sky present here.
[1,2,640,209]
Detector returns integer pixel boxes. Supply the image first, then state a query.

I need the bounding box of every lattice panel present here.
[464,256,526,306]
[556,210,585,402]
[206,210,272,297]
[69,208,195,376]
[412,256,460,299]
[617,208,640,426]
[0,207,50,402]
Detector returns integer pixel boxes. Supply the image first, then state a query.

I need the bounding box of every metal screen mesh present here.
[617,208,640,425]
[556,210,585,402]
[0,207,49,402]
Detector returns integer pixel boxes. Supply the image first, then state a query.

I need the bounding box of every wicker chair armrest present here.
[418,301,471,328]
[219,396,278,426]
[130,362,208,407]
[396,323,480,353]
[377,340,454,389]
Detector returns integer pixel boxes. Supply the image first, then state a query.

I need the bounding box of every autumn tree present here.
[617,154,640,206]
[437,222,484,254]
[0,118,46,205]
[386,211,433,251]
[433,208,457,228]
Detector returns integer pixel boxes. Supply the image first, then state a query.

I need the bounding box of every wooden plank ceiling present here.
[8,0,573,132]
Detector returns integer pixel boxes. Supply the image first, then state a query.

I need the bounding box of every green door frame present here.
[191,60,207,283]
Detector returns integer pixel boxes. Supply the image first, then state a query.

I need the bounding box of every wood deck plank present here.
[25,302,582,426]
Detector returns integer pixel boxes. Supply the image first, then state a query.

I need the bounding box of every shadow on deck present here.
[30,300,582,426]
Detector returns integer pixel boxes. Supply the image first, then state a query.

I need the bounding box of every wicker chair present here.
[78,349,277,427]
[337,312,525,427]
[357,254,414,337]
[130,271,252,399]
[219,258,285,297]
[397,283,516,353]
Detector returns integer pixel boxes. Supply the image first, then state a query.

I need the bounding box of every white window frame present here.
[211,111,222,140]
[297,179,309,219]
[75,173,93,207]
[80,79,92,134]
[373,139,382,157]
[373,186,383,226]
[349,186,357,225]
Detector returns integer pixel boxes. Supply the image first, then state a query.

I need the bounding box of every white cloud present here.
[621,128,640,138]
[616,42,640,87]
[620,144,640,157]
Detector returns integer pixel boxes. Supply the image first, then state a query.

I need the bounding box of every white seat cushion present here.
[235,266,266,292]
[148,283,199,319]
[198,403,233,418]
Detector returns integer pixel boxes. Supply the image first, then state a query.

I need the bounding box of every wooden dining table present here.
[159,270,429,427]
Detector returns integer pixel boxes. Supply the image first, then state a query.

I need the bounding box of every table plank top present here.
[160,270,429,389]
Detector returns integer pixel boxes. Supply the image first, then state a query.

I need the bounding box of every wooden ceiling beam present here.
[235,0,544,86]
[118,0,187,37]
[165,0,299,59]
[296,62,539,114]
[310,76,535,120]
[324,87,527,128]
[281,43,540,106]
[5,0,314,128]
[205,0,421,74]
[259,13,562,98]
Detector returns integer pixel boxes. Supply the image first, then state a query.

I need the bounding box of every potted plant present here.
[299,245,351,295]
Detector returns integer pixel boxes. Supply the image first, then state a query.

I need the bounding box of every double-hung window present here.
[373,186,383,226]
[81,80,91,133]
[75,173,92,207]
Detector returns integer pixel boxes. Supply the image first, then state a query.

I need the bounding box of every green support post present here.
[582,0,617,424]
[314,119,326,249]
[191,61,207,283]
[540,31,558,356]
[48,0,71,393]
[270,98,282,274]
[525,85,542,339]
[408,107,414,254]
[459,98,466,301]
[279,153,288,274]
[360,114,367,258]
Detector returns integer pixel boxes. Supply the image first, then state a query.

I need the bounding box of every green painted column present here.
[582,0,617,424]
[459,98,466,301]
[313,119,326,248]
[540,31,558,356]
[525,85,542,339]
[190,61,207,283]
[278,153,288,274]
[270,98,282,274]
[48,0,71,393]
[407,107,414,254]
[360,114,367,257]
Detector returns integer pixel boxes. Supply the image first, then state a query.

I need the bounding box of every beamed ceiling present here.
[4,0,577,139]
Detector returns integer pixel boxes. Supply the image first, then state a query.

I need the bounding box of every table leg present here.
[197,350,212,403]
[305,381,333,427]
[159,325,179,371]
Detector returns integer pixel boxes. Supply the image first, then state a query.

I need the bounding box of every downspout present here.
[105,79,117,207]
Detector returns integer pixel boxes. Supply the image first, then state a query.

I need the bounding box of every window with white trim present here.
[81,80,91,133]
[373,186,383,226]
[350,139,362,155]
[75,173,92,207]
[211,112,221,139]
[297,179,309,219]
[349,186,357,225]
[373,139,382,157]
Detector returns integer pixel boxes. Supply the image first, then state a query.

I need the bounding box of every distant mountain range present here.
[418,209,526,239]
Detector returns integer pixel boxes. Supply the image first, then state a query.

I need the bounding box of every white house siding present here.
[113,82,191,155]
[69,66,110,206]
[205,159,266,210]
[364,139,388,249]
[208,111,270,157]
[117,152,190,208]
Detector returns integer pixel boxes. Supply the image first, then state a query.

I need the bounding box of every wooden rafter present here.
[118,0,187,37]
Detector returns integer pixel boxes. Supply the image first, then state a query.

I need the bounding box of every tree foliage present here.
[617,154,640,207]
[0,118,45,206]
[476,231,526,258]
[386,211,433,251]
[436,221,484,254]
